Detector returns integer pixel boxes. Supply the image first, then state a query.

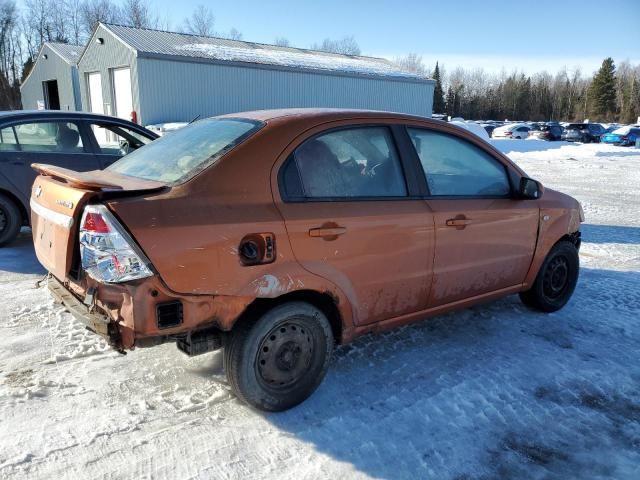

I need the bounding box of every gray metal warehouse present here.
[20,42,83,111]
[76,23,434,126]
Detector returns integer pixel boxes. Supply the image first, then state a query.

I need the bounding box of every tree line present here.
[396,53,640,124]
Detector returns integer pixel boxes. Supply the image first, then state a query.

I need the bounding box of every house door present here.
[87,72,108,144]
[112,67,133,121]
[43,80,60,110]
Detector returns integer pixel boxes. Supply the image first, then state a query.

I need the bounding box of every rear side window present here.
[4,122,85,153]
[0,127,18,151]
[108,118,262,184]
[90,123,152,155]
[408,128,510,197]
[282,126,407,199]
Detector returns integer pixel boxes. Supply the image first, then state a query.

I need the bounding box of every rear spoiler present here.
[32,164,166,192]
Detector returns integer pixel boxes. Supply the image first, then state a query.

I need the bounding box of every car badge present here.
[35,185,42,198]
[56,199,74,209]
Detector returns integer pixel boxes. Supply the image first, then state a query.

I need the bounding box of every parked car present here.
[561,123,605,143]
[30,109,583,411]
[0,110,157,246]
[492,123,530,139]
[601,126,640,146]
[529,124,564,141]
[482,124,496,137]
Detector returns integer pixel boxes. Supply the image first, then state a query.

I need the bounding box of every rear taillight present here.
[79,205,154,283]
[621,136,628,141]
[505,131,512,136]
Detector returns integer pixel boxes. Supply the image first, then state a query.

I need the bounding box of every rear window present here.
[566,124,585,130]
[108,118,263,183]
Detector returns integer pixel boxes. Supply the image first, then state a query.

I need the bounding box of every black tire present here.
[519,240,579,312]
[223,301,334,412]
[0,194,21,247]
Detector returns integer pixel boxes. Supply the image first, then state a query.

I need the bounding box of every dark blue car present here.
[0,110,157,246]
[601,127,640,146]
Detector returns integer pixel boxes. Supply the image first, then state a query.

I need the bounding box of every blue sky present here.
[153,0,639,74]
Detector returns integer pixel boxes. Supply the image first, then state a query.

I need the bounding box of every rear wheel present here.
[224,302,334,412]
[520,240,579,312]
[0,194,21,247]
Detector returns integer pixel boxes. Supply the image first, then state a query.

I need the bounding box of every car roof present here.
[0,110,141,124]
[216,108,433,124]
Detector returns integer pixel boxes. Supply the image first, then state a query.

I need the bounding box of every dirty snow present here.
[1,141,640,479]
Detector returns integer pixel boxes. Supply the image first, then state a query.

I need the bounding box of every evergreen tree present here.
[432,62,445,114]
[588,58,617,121]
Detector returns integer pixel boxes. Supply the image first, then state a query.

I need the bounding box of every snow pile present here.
[1,144,639,479]
[145,122,189,136]
[449,120,490,139]
[612,126,631,135]
[177,43,423,79]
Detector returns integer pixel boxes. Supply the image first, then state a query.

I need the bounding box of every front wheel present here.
[224,302,334,411]
[520,240,579,312]
[0,194,22,247]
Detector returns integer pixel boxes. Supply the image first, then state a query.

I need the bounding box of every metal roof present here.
[47,42,83,64]
[100,23,431,82]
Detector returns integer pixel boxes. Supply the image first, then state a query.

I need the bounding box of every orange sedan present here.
[30,109,583,411]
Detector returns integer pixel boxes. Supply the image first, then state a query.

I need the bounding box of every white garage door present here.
[112,67,133,121]
[87,71,108,144]
[87,72,104,114]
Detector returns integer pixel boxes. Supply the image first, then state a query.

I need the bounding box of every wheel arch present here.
[233,289,347,344]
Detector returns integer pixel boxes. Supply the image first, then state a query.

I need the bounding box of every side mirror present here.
[518,177,542,199]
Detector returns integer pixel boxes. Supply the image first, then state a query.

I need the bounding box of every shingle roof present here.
[101,23,431,82]
[47,42,83,64]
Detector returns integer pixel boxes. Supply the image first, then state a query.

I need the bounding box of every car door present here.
[0,120,100,207]
[85,121,155,168]
[406,127,539,307]
[276,124,435,326]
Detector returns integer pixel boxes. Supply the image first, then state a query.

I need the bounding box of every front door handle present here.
[309,226,347,238]
[445,215,471,229]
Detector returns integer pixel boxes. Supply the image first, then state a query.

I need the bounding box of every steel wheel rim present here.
[543,255,570,299]
[256,320,314,390]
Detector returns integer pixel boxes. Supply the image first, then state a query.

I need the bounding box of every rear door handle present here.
[309,227,347,238]
[445,216,471,229]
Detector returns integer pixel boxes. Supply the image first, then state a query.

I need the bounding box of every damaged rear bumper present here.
[47,273,255,351]
[48,275,124,350]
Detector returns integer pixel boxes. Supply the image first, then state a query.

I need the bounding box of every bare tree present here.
[274,36,290,47]
[0,0,22,108]
[393,53,426,76]
[312,36,360,55]
[222,27,242,40]
[66,0,83,44]
[80,0,121,37]
[182,4,215,36]
[23,0,50,47]
[120,0,156,29]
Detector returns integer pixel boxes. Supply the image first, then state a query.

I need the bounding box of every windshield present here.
[108,118,263,183]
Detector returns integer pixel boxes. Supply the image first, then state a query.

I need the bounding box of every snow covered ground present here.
[1,141,639,479]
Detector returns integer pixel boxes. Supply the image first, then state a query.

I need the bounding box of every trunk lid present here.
[30,164,165,280]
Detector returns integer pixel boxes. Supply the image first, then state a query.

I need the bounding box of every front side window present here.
[285,127,407,199]
[90,123,153,156]
[408,128,510,197]
[108,118,262,184]
[8,122,85,153]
